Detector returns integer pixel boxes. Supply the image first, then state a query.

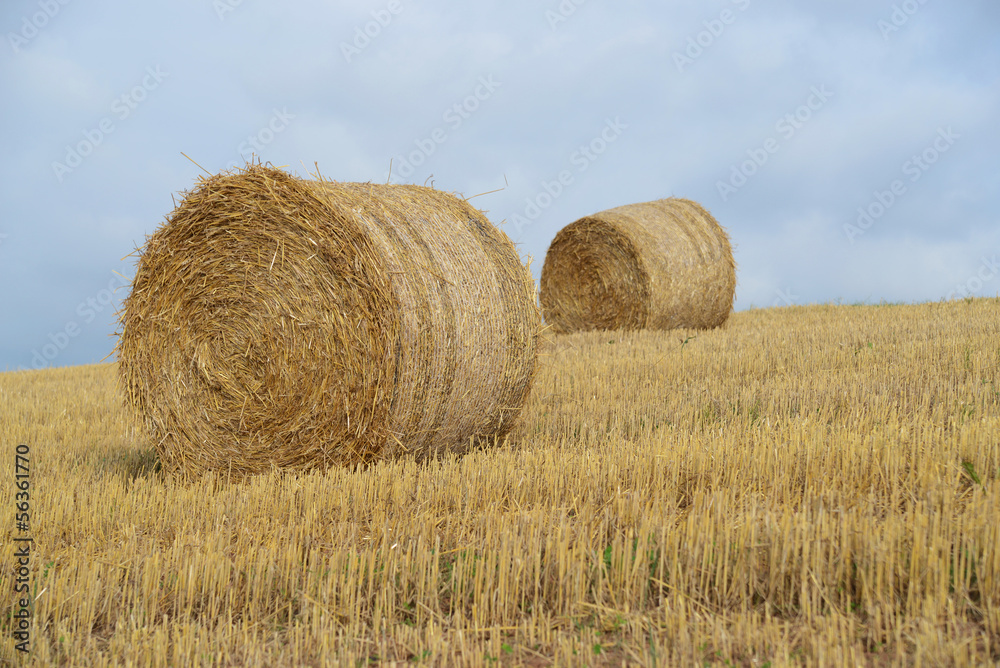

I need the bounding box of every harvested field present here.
[2,299,999,665]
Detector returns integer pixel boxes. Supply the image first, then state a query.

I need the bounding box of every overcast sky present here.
[1,0,998,370]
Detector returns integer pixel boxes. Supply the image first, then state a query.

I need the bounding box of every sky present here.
[1,0,998,370]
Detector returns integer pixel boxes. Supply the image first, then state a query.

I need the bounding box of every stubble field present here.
[2,299,999,666]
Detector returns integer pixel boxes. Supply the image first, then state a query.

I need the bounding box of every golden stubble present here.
[1,299,997,666]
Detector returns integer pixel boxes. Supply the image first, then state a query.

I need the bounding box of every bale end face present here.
[539,218,650,333]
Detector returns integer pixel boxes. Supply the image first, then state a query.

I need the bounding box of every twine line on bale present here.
[539,198,736,334]
[116,163,540,478]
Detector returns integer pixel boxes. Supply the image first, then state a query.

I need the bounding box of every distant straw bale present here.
[117,164,540,478]
[539,198,736,333]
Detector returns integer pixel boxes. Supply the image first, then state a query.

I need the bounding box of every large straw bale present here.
[117,164,540,478]
[539,198,735,333]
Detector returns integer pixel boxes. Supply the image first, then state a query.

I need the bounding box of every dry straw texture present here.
[6,299,1000,665]
[117,164,540,478]
[539,198,736,333]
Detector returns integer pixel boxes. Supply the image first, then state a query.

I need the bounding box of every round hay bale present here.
[117,164,540,478]
[539,198,736,333]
